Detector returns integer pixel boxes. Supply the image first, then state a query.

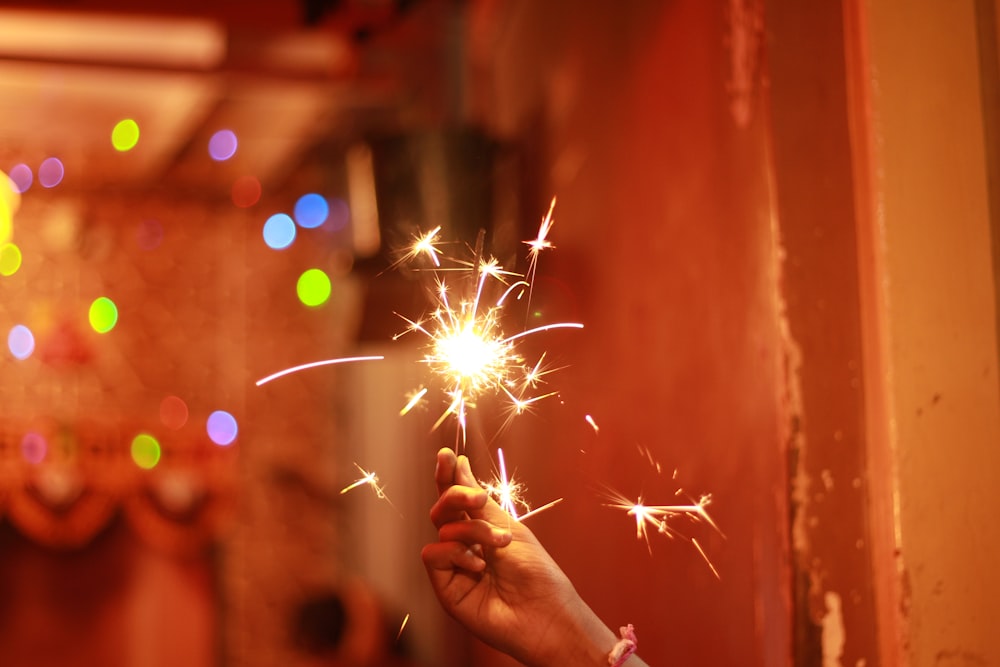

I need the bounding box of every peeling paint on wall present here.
[822,591,845,667]
[725,0,764,127]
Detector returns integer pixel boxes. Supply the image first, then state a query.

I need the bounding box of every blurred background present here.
[0,1,997,666]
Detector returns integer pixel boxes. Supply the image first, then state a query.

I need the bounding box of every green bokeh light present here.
[0,243,21,276]
[297,268,331,307]
[111,119,140,152]
[131,433,161,470]
[89,296,119,333]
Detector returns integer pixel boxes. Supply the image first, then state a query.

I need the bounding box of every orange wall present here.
[852,1,1000,665]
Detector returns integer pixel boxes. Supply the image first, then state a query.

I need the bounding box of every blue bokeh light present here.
[294,193,329,229]
[263,213,296,249]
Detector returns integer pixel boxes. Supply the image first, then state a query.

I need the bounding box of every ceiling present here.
[0,0,458,196]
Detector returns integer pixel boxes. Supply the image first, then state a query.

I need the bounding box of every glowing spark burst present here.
[340,463,389,499]
[392,202,582,447]
[339,463,403,516]
[603,487,722,578]
[389,226,444,270]
[524,197,557,276]
[482,448,525,518]
[585,414,600,434]
[255,355,384,386]
[400,387,428,416]
[481,448,562,522]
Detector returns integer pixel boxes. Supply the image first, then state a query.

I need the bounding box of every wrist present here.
[531,602,619,667]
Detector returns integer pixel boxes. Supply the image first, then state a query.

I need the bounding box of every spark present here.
[691,537,720,580]
[255,355,384,386]
[396,613,410,643]
[603,487,722,577]
[385,226,445,272]
[399,387,428,416]
[524,197,557,271]
[410,226,443,266]
[340,463,388,499]
[519,497,564,521]
[585,414,600,433]
[520,197,557,314]
[636,444,663,475]
[481,448,562,522]
[521,352,559,389]
[392,204,582,446]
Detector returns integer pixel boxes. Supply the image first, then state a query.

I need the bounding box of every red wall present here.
[465,2,792,665]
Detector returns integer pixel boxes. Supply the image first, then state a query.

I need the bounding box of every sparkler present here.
[253,199,579,453]
[393,198,583,448]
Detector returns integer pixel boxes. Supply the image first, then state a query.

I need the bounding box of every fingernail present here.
[494,529,512,546]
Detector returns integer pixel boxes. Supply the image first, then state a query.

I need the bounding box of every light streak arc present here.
[255,355,384,386]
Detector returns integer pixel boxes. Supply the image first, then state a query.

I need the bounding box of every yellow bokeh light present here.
[0,243,22,276]
[111,118,140,152]
[0,170,20,244]
[0,204,11,245]
[297,268,332,307]
[88,296,119,333]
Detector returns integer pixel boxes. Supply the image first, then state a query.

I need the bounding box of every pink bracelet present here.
[608,624,637,666]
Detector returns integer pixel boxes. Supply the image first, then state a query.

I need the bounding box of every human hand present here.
[421,448,643,666]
